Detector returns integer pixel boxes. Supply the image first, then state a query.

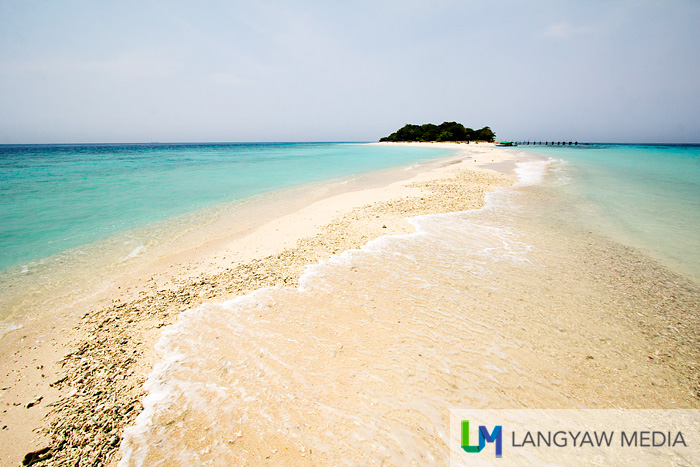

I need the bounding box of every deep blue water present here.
[0,142,454,271]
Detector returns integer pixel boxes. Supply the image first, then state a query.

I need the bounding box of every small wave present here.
[122,245,147,261]
[0,322,22,337]
[514,160,549,186]
[546,158,574,186]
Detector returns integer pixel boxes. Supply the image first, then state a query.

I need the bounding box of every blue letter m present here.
[480,425,502,458]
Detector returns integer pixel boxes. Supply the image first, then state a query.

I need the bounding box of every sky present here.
[1,0,699,144]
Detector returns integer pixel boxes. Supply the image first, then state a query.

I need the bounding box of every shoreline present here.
[0,143,511,465]
[0,142,459,331]
[119,147,700,465]
[2,142,699,466]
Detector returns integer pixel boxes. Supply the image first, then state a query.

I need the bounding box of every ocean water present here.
[118,147,700,465]
[514,144,700,282]
[0,142,457,330]
[0,143,454,272]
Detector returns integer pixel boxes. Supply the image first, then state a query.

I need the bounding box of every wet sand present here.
[1,143,699,466]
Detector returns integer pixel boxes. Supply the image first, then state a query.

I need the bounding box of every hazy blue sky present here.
[1,0,699,143]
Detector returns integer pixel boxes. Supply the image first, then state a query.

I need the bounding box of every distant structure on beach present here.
[515,141,579,146]
[379,122,496,143]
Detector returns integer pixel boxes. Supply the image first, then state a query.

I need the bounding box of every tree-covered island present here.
[379,122,495,143]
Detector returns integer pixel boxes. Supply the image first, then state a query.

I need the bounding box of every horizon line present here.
[1,140,699,147]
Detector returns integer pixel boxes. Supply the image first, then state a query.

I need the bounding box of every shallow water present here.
[0,143,456,329]
[516,144,700,282]
[119,159,700,465]
[0,143,455,271]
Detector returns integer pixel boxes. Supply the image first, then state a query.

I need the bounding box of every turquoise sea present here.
[0,142,453,273]
[514,143,700,282]
[1,141,698,335]
[3,142,696,280]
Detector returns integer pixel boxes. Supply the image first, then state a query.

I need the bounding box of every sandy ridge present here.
[6,149,513,466]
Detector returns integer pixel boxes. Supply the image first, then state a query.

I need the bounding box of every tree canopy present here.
[379,122,495,143]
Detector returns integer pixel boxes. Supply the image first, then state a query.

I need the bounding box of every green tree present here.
[379,122,494,142]
[473,126,495,142]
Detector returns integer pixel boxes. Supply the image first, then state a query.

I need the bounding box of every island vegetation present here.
[379,122,496,143]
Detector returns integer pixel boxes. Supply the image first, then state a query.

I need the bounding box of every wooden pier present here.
[513,141,579,146]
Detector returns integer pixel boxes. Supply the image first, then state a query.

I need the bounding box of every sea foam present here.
[118,162,540,466]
